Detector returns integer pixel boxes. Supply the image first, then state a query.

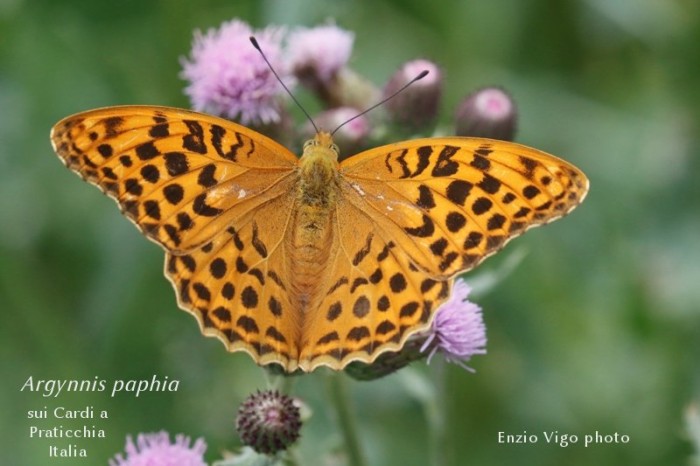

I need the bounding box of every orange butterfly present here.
[51,106,588,372]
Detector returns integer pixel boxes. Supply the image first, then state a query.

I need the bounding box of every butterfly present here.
[50,106,588,372]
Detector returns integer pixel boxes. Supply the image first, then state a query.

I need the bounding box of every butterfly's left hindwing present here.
[50,105,298,253]
[339,138,589,278]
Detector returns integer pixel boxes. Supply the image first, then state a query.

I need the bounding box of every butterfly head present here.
[300,131,340,168]
[299,131,340,203]
[303,131,340,158]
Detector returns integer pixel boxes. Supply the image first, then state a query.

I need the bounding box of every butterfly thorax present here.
[298,132,340,207]
[286,132,342,314]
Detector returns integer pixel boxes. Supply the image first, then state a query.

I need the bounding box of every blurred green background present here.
[1,0,699,465]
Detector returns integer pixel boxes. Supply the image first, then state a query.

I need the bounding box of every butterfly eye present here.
[330,143,340,155]
[303,140,315,150]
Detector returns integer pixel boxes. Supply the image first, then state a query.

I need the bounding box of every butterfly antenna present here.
[331,69,429,137]
[250,36,320,134]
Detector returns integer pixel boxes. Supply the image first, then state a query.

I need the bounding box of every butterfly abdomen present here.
[286,200,335,316]
[285,133,344,319]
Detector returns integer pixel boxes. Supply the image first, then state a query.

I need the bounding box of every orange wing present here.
[290,138,588,370]
[51,106,305,369]
[339,137,589,278]
[51,105,299,253]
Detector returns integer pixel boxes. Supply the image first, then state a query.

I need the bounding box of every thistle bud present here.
[383,59,442,130]
[235,390,302,455]
[454,87,517,140]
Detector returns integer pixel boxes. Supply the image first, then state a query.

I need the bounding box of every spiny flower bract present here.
[236,390,302,455]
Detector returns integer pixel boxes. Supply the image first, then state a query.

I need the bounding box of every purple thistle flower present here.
[421,279,487,371]
[109,431,207,466]
[287,24,354,84]
[181,19,290,125]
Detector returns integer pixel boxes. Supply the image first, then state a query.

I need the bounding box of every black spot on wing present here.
[140,164,160,183]
[317,331,339,345]
[395,149,411,179]
[478,174,501,194]
[210,124,243,161]
[347,326,370,342]
[266,326,287,344]
[413,146,433,177]
[446,180,472,206]
[163,184,184,205]
[352,296,370,318]
[327,302,342,321]
[251,222,268,258]
[236,315,259,333]
[523,185,540,199]
[182,120,207,154]
[103,116,124,137]
[164,152,189,176]
[328,276,349,295]
[197,164,217,187]
[209,258,227,278]
[431,146,459,177]
[404,214,435,237]
[193,193,223,217]
[446,211,467,232]
[352,234,373,266]
[416,185,436,209]
[240,286,258,309]
[97,144,112,158]
[149,122,169,138]
[470,155,490,170]
[350,277,369,293]
[136,141,160,160]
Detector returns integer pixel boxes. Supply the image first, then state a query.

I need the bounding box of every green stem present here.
[428,359,448,466]
[265,371,297,394]
[283,447,302,466]
[327,374,368,466]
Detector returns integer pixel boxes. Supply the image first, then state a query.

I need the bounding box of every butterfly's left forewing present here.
[338,137,589,279]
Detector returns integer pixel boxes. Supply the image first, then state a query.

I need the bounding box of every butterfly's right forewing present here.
[50,105,299,254]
